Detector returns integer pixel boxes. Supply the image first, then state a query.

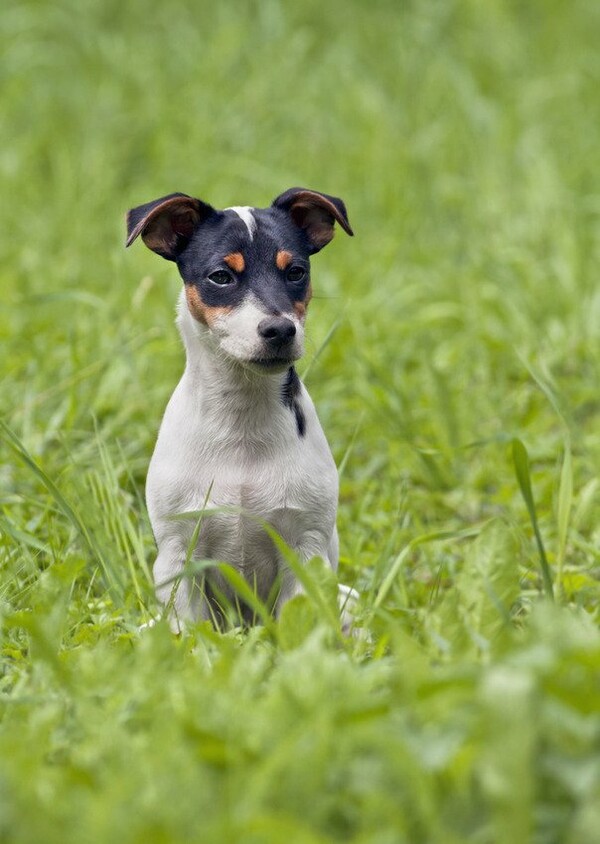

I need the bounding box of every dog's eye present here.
[208,270,234,286]
[287,266,306,283]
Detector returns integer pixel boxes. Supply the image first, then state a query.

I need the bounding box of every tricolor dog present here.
[126,187,353,630]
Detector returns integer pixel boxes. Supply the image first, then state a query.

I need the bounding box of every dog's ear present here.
[125,193,214,261]
[272,187,353,253]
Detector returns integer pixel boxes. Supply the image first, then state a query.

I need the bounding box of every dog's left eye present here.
[208,270,234,286]
[287,266,306,283]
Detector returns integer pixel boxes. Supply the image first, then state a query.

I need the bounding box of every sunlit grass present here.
[1,0,600,841]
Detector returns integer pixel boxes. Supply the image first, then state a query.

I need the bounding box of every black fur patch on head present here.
[173,207,311,316]
[281,367,306,437]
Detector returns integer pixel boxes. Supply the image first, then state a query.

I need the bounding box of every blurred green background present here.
[1,1,600,842]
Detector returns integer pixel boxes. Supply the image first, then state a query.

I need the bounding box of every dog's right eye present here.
[208,270,234,286]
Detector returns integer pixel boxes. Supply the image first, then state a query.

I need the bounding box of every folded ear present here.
[272,187,353,253]
[125,192,214,260]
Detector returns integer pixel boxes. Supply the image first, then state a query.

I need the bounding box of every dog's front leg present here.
[153,539,207,633]
[274,530,335,615]
[275,529,357,632]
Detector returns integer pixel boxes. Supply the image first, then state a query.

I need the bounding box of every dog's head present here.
[126,188,353,372]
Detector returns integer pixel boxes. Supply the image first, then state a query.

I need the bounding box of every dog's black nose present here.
[258,317,296,348]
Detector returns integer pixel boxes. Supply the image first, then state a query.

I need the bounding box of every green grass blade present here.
[216,562,277,635]
[556,439,573,595]
[261,523,343,638]
[373,525,483,610]
[0,515,50,555]
[300,314,344,382]
[511,438,554,601]
[337,410,365,479]
[0,417,119,593]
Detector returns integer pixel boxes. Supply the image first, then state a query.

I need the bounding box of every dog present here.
[126,187,354,631]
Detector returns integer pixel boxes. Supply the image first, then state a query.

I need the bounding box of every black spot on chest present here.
[281,367,306,438]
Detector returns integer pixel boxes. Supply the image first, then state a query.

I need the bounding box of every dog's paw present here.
[338,583,359,636]
[138,615,161,632]
[138,614,186,635]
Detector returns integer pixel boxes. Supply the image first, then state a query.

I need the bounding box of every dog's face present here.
[126,188,353,372]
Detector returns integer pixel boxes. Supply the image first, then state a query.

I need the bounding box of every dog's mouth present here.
[246,357,295,372]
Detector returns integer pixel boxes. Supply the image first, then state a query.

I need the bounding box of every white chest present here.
[146,369,338,578]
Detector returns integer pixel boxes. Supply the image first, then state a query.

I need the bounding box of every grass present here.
[1,0,600,841]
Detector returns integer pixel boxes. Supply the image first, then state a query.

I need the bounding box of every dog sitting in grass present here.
[126,187,354,630]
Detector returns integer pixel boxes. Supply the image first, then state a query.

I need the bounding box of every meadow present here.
[1,0,600,841]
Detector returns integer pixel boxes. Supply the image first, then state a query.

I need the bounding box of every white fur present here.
[225,206,257,240]
[210,293,305,363]
[146,290,339,630]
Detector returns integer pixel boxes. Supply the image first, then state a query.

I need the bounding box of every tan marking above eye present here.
[185,285,232,326]
[223,252,245,273]
[276,250,293,271]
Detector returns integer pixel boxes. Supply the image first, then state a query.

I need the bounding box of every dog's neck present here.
[176,292,288,431]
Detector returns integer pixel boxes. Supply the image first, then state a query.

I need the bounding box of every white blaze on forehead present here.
[225,206,257,241]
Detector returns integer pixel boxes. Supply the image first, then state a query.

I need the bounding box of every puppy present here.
[126,188,353,630]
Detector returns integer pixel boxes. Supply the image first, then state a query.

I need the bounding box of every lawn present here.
[1,0,600,841]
